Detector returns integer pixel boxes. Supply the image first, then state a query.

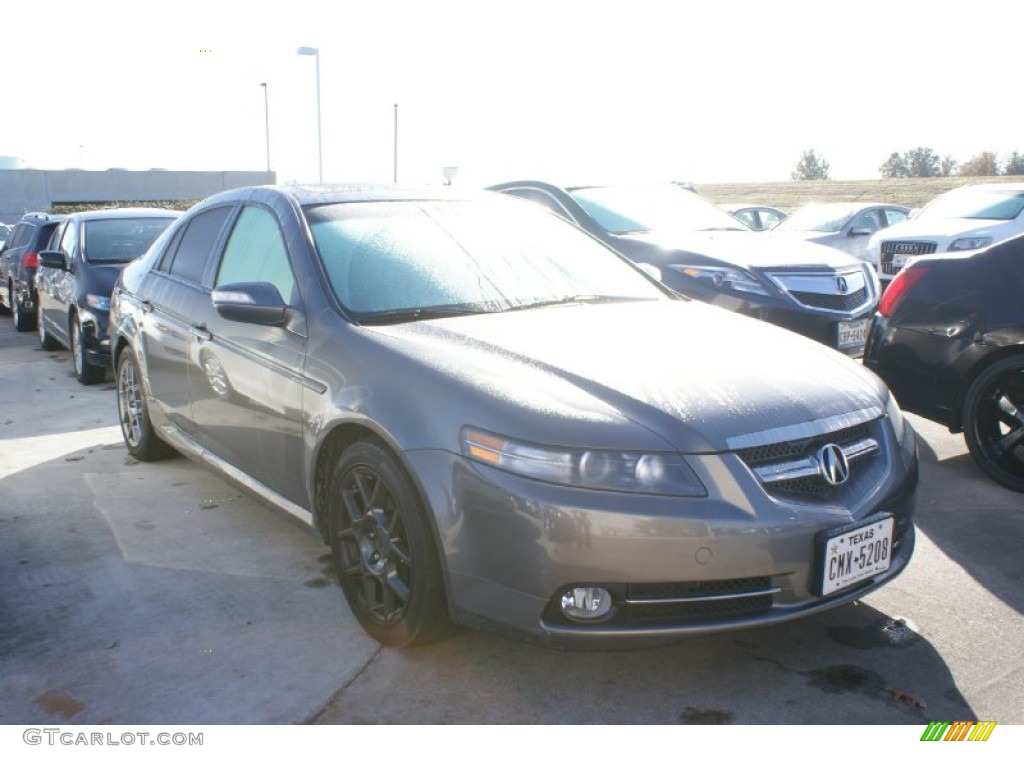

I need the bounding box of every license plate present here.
[892,254,908,269]
[837,319,869,349]
[817,514,893,596]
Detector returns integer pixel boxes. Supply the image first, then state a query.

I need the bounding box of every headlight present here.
[667,265,769,296]
[948,237,991,252]
[461,427,707,497]
[86,294,111,310]
[885,392,906,444]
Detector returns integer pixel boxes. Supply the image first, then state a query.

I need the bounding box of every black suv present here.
[0,213,66,331]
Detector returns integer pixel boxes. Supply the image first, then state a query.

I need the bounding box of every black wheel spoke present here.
[341,488,363,525]
[995,426,1024,455]
[384,570,410,604]
[388,538,412,565]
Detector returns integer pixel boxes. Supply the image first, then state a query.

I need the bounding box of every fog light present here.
[560,586,613,621]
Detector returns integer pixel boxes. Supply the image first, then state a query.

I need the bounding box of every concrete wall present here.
[0,169,276,222]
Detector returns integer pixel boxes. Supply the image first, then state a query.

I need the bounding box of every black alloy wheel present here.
[328,440,453,646]
[72,320,105,384]
[963,354,1024,493]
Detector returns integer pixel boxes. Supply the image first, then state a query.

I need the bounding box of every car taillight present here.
[879,265,929,317]
[22,251,39,269]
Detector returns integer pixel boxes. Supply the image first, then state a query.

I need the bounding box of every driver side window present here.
[216,206,297,306]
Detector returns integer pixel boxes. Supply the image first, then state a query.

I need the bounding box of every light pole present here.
[296,46,323,184]
[260,82,270,172]
[393,103,398,183]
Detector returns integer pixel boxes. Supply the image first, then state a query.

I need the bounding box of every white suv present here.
[866,182,1024,284]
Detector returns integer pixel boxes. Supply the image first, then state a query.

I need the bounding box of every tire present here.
[962,354,1024,493]
[38,310,61,350]
[116,348,174,461]
[12,288,35,332]
[72,320,106,385]
[327,439,454,646]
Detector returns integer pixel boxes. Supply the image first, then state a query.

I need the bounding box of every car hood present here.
[625,229,862,270]
[367,300,886,453]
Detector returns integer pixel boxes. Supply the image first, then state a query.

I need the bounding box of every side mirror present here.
[38,250,67,270]
[212,282,288,325]
[848,227,873,237]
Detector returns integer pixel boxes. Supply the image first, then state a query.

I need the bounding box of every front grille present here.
[790,287,868,312]
[737,424,870,466]
[737,422,878,499]
[880,240,937,275]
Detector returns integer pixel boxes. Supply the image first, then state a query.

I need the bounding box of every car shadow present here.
[317,599,974,725]
[911,444,1024,617]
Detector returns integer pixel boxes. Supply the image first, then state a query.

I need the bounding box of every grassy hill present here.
[696,176,1024,212]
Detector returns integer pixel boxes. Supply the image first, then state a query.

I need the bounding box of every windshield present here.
[918,187,1024,221]
[568,185,748,234]
[773,203,860,233]
[83,217,177,263]
[305,198,667,321]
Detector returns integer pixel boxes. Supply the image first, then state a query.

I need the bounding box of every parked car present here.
[489,181,880,356]
[720,204,788,231]
[0,223,11,249]
[769,202,910,260]
[866,183,1024,285]
[865,234,1024,492]
[36,208,180,383]
[110,185,917,648]
[0,212,65,330]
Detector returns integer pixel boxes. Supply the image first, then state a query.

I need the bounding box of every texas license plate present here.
[817,514,893,596]
[838,319,869,349]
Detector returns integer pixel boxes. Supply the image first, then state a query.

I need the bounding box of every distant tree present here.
[881,147,943,178]
[940,155,958,177]
[958,152,999,176]
[791,149,830,181]
[905,146,942,177]
[879,152,909,178]
[1003,152,1024,175]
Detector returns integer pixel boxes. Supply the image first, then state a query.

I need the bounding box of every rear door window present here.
[164,207,233,285]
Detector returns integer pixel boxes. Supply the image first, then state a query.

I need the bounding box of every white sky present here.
[2,0,1020,187]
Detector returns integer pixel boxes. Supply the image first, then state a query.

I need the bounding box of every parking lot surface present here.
[0,320,1021,725]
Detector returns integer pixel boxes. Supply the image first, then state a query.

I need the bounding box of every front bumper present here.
[407,422,918,649]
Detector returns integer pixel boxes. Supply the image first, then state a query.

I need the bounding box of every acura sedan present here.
[36,207,180,383]
[111,185,917,648]
[489,181,880,356]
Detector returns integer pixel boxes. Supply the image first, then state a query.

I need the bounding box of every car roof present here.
[64,207,182,220]
[202,184,487,209]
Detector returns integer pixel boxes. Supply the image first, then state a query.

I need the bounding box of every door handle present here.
[141,300,154,313]
[192,325,212,342]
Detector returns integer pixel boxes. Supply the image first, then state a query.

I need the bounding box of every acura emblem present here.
[817,443,850,486]
[836,276,849,294]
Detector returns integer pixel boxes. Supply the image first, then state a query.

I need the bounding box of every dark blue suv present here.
[0,213,66,331]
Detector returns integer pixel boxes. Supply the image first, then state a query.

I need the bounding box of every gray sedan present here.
[768,202,910,260]
[110,186,918,648]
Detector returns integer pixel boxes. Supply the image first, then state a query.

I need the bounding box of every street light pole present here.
[297,46,323,184]
[260,82,270,172]
[393,103,398,183]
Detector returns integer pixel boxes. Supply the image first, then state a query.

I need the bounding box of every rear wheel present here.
[12,288,35,332]
[963,354,1024,493]
[72,320,105,384]
[116,348,173,461]
[327,439,454,646]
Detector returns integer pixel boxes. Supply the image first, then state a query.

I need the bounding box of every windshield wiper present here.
[504,295,644,312]
[357,304,487,325]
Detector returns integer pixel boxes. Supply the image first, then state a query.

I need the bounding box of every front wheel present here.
[116,348,174,461]
[327,439,454,646]
[72,320,106,385]
[963,354,1024,493]
[38,310,61,350]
